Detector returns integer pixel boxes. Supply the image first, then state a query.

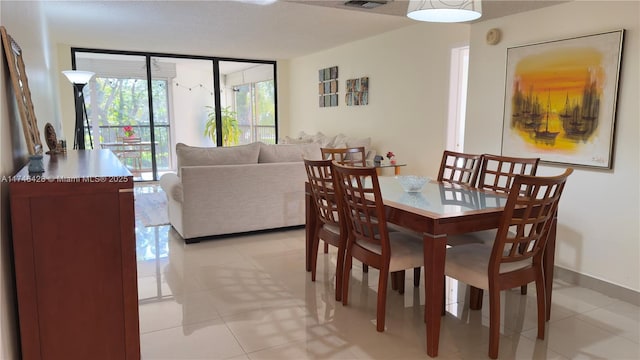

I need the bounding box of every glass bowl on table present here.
[395,175,428,193]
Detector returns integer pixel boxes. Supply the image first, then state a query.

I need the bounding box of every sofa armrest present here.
[160,172,183,203]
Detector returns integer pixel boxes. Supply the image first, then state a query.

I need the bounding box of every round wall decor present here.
[486,28,502,45]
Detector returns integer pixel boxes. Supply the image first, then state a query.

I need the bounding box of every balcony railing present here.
[238,125,276,144]
[90,124,172,179]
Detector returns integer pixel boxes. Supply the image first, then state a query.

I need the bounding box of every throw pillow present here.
[329,133,348,148]
[258,143,322,163]
[346,137,372,154]
[176,142,260,172]
[281,136,313,144]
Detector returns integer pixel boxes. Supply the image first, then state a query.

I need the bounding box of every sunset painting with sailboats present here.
[501,31,623,168]
[509,47,603,151]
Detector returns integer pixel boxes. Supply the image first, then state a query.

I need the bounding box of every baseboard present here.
[554,266,640,306]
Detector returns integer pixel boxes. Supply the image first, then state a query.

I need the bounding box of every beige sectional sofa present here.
[160,141,321,243]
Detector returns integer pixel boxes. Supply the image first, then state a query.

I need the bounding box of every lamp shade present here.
[407,0,482,23]
[62,70,95,85]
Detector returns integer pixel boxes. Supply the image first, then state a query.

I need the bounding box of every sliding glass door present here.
[75,52,157,180]
[219,61,276,145]
[71,49,277,181]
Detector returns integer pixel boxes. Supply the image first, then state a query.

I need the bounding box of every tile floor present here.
[134,188,640,360]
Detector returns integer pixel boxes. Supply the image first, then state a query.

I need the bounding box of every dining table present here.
[304,176,559,357]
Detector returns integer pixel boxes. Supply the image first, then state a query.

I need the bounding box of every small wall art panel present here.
[501,30,624,169]
[346,77,369,106]
[318,66,338,107]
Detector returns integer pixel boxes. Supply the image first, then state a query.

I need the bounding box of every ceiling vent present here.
[344,0,388,9]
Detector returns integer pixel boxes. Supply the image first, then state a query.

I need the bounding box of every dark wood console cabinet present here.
[9,150,140,359]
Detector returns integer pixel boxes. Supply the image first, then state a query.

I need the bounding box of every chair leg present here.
[324,242,329,254]
[342,253,353,306]
[518,243,528,295]
[535,274,546,339]
[362,264,369,273]
[470,286,484,310]
[334,241,346,302]
[441,280,446,316]
[398,270,405,295]
[488,286,500,359]
[376,267,389,332]
[310,224,321,282]
[413,267,421,287]
[391,272,398,290]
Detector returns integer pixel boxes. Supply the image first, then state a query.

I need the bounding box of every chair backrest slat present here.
[303,159,341,227]
[332,162,390,259]
[477,154,540,194]
[321,147,366,167]
[437,150,482,186]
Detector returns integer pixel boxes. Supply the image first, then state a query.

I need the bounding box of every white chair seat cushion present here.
[322,223,340,236]
[356,232,423,273]
[445,243,532,290]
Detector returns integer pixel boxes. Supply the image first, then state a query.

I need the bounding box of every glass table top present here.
[376,176,508,217]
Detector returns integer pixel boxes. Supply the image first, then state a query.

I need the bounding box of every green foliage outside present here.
[86,77,170,169]
[204,106,241,146]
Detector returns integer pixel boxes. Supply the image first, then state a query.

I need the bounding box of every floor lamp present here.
[62,70,95,150]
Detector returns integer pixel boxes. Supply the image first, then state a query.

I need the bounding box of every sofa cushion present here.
[176,142,260,171]
[258,142,322,163]
[280,136,313,144]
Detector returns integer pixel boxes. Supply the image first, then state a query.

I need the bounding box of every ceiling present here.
[41,0,566,61]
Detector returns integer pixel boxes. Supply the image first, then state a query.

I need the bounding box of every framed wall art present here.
[318,66,338,108]
[501,30,624,169]
[346,77,369,106]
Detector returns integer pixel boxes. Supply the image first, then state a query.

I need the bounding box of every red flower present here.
[386,151,395,159]
[123,126,135,137]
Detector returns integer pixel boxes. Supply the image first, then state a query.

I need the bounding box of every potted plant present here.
[204,106,241,146]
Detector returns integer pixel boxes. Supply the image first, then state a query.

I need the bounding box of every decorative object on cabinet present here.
[318,66,338,107]
[44,123,59,154]
[346,77,369,106]
[502,30,624,169]
[0,26,43,155]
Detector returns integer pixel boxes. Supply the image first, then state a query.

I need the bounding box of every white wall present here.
[465,1,640,291]
[284,23,470,178]
[0,1,61,358]
[172,62,216,148]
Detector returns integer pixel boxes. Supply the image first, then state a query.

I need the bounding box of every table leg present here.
[394,166,401,175]
[423,234,447,357]
[305,184,316,272]
[544,214,558,321]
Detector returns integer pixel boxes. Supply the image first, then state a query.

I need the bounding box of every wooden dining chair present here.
[437,150,482,186]
[450,154,541,301]
[303,159,347,301]
[321,147,366,166]
[333,162,424,332]
[444,168,572,359]
[319,146,366,257]
[476,154,540,194]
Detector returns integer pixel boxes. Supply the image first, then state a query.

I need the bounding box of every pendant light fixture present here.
[407,0,482,23]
